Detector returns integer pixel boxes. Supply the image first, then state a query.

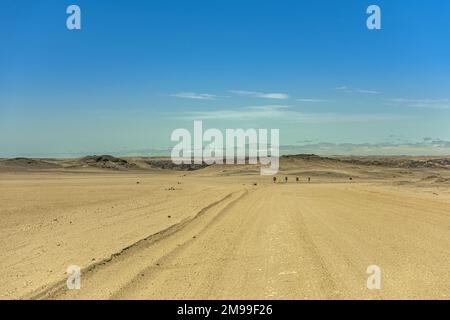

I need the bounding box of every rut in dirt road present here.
[31,189,249,299]
[34,184,450,299]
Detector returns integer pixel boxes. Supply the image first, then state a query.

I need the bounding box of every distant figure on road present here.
[296,177,299,183]
[273,176,277,183]
[285,176,288,183]
[308,177,311,183]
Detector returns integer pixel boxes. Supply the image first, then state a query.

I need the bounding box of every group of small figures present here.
[272,176,311,183]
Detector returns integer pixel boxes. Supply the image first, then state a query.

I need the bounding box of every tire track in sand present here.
[26,189,249,299]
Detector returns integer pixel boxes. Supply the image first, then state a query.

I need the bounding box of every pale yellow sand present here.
[1,158,450,299]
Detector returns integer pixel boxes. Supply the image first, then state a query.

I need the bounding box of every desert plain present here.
[1,154,450,299]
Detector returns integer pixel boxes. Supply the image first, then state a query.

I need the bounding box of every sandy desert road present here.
[29,182,450,300]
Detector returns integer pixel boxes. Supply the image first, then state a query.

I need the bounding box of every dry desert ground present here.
[1,155,450,299]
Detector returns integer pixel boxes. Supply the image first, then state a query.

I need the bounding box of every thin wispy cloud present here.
[171,92,223,100]
[296,98,329,102]
[283,139,450,156]
[177,105,290,120]
[387,98,450,110]
[335,86,380,94]
[176,105,407,124]
[245,105,291,111]
[229,90,290,100]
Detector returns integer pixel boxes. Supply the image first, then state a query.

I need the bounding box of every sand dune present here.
[1,155,450,299]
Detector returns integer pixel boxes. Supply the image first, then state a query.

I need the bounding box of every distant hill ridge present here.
[1,154,449,171]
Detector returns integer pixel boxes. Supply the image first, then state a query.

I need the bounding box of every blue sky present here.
[1,0,450,156]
